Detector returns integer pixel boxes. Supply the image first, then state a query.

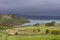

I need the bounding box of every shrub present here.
[15,32,18,35]
[51,38,57,40]
[38,29,40,32]
[33,29,40,33]
[46,29,49,34]
[51,30,60,35]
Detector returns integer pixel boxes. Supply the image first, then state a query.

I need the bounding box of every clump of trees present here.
[51,30,60,35]
[45,29,60,35]
[34,23,40,27]
[45,21,56,26]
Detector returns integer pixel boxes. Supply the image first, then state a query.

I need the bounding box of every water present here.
[22,19,60,26]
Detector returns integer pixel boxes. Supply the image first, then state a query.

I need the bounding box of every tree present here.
[51,21,55,26]
[34,23,40,27]
[45,21,56,26]
[46,29,49,34]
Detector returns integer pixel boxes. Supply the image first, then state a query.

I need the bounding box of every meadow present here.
[0,23,60,40]
[0,33,60,40]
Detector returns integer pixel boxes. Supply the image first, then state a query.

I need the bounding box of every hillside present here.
[0,14,29,27]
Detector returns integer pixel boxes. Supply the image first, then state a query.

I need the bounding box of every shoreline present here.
[22,19,60,26]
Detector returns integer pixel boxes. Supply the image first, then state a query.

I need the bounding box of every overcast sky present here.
[0,0,60,16]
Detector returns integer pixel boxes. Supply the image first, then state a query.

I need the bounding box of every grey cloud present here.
[0,0,60,16]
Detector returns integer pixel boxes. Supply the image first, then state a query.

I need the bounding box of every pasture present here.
[0,33,60,40]
[0,24,60,40]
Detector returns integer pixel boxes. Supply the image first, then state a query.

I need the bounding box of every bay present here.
[23,19,60,26]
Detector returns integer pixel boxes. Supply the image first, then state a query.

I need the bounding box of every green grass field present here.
[0,24,60,40]
[7,35,60,40]
[14,25,60,33]
[0,34,60,40]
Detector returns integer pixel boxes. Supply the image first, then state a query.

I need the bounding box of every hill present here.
[0,14,29,27]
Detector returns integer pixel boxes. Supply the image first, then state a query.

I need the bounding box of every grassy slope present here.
[14,24,60,32]
[0,24,60,40]
[0,14,29,27]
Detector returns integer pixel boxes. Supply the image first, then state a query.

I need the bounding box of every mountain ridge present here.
[14,14,60,20]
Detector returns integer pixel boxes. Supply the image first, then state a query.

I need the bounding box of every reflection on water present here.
[23,19,60,25]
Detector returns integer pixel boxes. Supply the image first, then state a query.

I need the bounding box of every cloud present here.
[0,0,60,16]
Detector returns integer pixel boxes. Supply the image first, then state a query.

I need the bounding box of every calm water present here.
[23,19,60,25]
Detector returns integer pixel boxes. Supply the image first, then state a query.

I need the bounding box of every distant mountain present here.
[14,14,60,20]
[0,14,29,27]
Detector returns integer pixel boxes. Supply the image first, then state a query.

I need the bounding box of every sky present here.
[0,0,60,16]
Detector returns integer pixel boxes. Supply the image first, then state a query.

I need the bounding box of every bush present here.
[46,29,49,34]
[33,29,40,33]
[51,38,57,40]
[51,30,60,35]
[15,32,18,35]
[38,29,40,32]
